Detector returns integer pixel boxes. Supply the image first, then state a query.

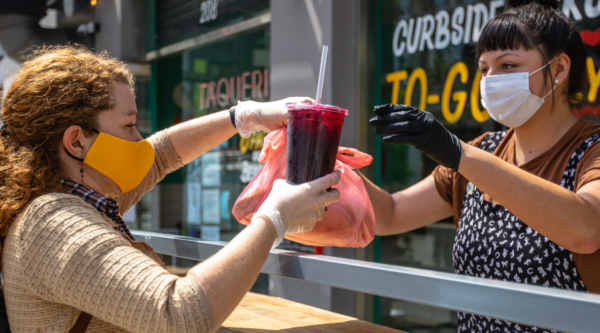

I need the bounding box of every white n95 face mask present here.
[480,59,556,128]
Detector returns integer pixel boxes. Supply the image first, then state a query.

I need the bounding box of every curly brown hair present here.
[0,45,134,269]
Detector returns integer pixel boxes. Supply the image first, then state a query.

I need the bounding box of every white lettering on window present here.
[406,18,423,55]
[489,0,504,19]
[435,11,451,50]
[562,0,583,20]
[584,0,600,18]
[200,0,219,24]
[463,5,474,44]
[471,3,489,42]
[391,0,598,57]
[393,19,408,56]
[451,6,465,46]
[419,14,436,51]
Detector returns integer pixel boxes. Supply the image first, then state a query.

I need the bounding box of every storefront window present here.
[181,26,270,241]
[156,0,269,49]
[373,0,600,330]
[126,76,160,231]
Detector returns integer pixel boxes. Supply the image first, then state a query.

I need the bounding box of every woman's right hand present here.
[254,171,341,246]
[370,104,462,172]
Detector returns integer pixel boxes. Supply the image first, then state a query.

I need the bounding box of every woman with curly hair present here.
[0,45,340,332]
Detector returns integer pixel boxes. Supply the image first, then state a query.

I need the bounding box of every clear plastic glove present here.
[252,171,342,247]
[235,97,315,138]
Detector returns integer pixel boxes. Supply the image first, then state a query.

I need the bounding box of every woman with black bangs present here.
[363,0,599,331]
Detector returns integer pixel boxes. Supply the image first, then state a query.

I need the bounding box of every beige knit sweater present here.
[2,130,215,333]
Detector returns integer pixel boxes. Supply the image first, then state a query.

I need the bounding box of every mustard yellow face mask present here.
[65,129,155,193]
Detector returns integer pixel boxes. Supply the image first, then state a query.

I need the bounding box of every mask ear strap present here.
[529,57,557,77]
[542,85,557,100]
[64,147,84,162]
[63,128,99,162]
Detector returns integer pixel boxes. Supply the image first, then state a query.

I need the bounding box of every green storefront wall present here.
[144,0,271,239]
[155,56,184,184]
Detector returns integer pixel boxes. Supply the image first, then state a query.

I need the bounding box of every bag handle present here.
[257,129,374,169]
[336,147,373,168]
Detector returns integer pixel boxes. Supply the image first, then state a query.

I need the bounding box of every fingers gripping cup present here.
[285,103,348,184]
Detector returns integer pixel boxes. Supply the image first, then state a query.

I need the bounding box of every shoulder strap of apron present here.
[69,312,92,333]
[560,133,600,191]
[478,131,507,154]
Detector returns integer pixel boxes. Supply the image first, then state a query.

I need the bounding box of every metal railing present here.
[132,230,600,333]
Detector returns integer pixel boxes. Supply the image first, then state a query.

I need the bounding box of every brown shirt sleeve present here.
[572,139,600,294]
[431,133,492,205]
[432,165,454,205]
[574,140,600,192]
[431,132,492,227]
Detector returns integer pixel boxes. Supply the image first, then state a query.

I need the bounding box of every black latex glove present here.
[370,104,462,172]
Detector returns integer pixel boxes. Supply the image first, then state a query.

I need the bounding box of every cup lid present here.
[285,102,348,116]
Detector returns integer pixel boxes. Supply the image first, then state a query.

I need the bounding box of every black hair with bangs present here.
[476,0,588,104]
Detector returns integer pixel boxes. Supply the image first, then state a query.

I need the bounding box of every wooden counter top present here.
[165,266,403,332]
[218,292,405,333]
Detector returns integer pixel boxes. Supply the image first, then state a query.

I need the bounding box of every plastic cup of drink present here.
[285,103,348,185]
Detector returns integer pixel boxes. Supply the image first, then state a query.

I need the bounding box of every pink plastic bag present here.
[232,128,375,248]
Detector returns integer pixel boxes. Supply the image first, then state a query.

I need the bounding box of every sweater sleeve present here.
[116,129,184,214]
[19,194,214,333]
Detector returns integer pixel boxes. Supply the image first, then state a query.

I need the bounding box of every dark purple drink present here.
[286,103,348,184]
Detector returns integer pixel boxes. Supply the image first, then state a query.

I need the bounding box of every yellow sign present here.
[239,132,265,154]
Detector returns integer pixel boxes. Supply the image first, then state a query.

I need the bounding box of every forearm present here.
[459,143,600,253]
[359,172,451,235]
[358,171,395,234]
[167,110,238,165]
[188,217,276,327]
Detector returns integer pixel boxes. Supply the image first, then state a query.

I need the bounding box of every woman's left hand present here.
[235,97,315,137]
[370,104,463,172]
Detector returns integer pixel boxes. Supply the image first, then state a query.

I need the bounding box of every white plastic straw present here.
[315,45,328,104]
